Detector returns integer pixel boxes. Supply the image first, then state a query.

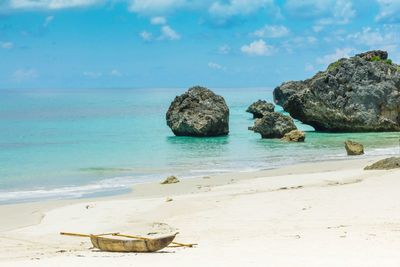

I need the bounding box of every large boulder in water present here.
[273,50,400,132]
[249,112,297,138]
[166,86,229,137]
[344,140,364,155]
[281,130,305,142]
[246,100,275,118]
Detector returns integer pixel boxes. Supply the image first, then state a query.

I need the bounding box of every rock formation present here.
[166,86,229,137]
[249,112,297,138]
[356,50,388,61]
[273,50,400,132]
[281,130,306,142]
[364,157,400,170]
[344,140,364,155]
[246,100,275,118]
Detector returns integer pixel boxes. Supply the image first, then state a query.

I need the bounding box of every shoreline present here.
[1,155,400,266]
[1,144,399,205]
[0,155,391,232]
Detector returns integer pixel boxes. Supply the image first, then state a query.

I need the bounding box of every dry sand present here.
[1,157,400,267]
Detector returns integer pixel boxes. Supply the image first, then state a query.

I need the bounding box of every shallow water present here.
[0,88,399,203]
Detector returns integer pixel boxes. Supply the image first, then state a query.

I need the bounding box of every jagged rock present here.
[273,50,400,132]
[161,176,180,184]
[166,86,229,137]
[344,140,364,155]
[246,100,275,118]
[281,130,305,142]
[249,112,297,138]
[364,157,400,170]
[356,50,388,61]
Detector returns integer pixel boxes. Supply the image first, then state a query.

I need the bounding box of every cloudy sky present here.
[0,0,399,89]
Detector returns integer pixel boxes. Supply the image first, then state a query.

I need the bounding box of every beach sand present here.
[1,157,400,267]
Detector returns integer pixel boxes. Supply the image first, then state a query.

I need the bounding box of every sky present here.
[0,0,399,89]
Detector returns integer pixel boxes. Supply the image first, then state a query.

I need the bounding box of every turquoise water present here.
[0,88,399,203]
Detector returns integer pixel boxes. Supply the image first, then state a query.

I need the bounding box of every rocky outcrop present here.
[364,157,400,170]
[249,112,297,138]
[246,100,275,118]
[356,50,388,61]
[344,140,364,155]
[273,50,400,132]
[166,86,229,137]
[281,130,305,142]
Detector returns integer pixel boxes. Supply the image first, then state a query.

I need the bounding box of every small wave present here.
[79,167,136,173]
[189,169,233,174]
[366,146,400,156]
[0,175,154,204]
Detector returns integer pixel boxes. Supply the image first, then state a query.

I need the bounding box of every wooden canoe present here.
[90,233,177,252]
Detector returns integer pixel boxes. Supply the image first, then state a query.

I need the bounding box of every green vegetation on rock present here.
[370,55,392,65]
[327,61,341,71]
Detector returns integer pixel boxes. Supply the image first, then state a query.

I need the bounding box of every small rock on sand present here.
[364,157,400,170]
[161,176,180,184]
[166,197,173,202]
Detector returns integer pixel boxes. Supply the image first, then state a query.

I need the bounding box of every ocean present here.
[0,87,399,204]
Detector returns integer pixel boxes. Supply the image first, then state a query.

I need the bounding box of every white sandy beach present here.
[1,157,400,267]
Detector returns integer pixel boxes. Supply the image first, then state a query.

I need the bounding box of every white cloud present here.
[142,17,180,41]
[160,25,180,40]
[312,25,323,33]
[128,0,186,15]
[316,48,355,65]
[12,68,38,82]
[0,41,13,49]
[334,0,355,24]
[83,71,102,78]
[346,26,400,61]
[140,30,153,41]
[43,15,54,26]
[1,0,191,14]
[376,0,400,22]
[209,0,274,20]
[304,63,315,72]
[347,26,398,47]
[218,44,230,54]
[285,0,355,31]
[316,0,355,26]
[241,39,275,56]
[253,25,289,38]
[8,0,103,10]
[110,69,122,77]
[281,36,318,53]
[285,0,331,18]
[307,36,317,44]
[150,16,167,25]
[208,62,225,70]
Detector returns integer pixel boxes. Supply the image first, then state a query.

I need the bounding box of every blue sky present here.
[0,0,399,89]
